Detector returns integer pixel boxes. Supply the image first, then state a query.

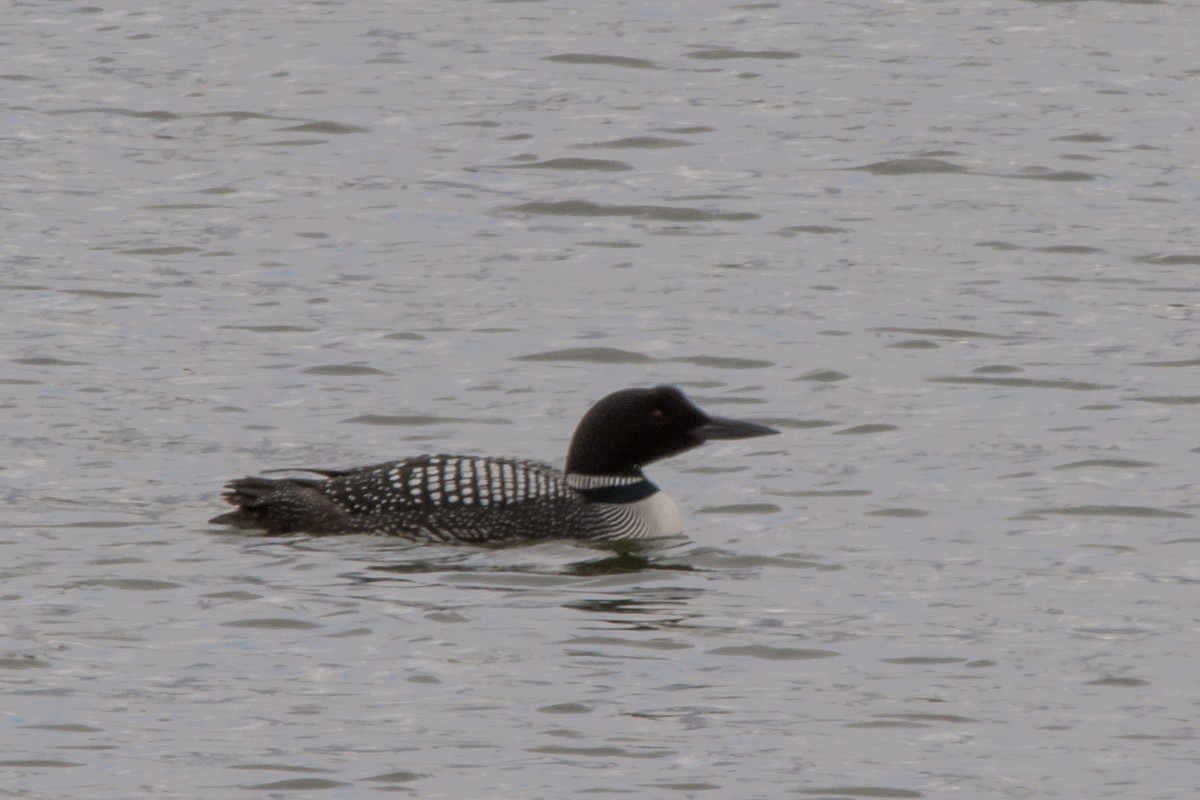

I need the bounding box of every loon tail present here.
[209,475,349,535]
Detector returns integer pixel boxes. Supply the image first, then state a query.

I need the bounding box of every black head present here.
[564,385,779,476]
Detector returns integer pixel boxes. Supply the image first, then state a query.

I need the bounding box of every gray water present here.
[3,0,1198,797]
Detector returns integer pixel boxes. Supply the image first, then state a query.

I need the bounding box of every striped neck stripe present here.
[565,472,645,490]
[568,472,659,504]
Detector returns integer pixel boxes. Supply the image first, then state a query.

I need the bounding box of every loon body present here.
[210,385,778,542]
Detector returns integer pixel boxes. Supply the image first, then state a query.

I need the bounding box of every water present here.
[3,0,1198,797]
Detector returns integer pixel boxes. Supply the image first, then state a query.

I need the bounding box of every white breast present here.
[594,490,684,539]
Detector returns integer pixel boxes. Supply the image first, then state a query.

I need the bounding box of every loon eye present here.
[649,408,665,420]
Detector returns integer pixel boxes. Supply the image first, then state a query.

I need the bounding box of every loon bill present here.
[210,385,778,542]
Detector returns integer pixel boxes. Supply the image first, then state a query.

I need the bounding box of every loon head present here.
[564,385,779,476]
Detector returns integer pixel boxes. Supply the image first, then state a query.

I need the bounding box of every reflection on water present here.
[357,539,685,578]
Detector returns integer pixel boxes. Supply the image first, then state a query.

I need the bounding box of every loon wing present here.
[210,474,352,534]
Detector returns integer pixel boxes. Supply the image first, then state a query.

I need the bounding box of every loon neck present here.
[565,471,659,503]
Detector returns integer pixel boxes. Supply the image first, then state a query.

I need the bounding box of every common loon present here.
[210,385,778,542]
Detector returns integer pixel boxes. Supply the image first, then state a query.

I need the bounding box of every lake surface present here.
[3,0,1198,797]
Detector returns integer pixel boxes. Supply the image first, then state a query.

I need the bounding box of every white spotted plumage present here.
[212,385,780,540]
[280,454,673,541]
